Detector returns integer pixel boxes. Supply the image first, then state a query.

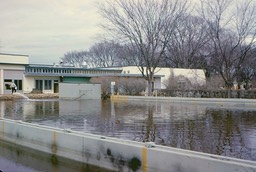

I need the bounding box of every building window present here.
[177,79,186,89]
[44,80,52,90]
[177,76,187,90]
[4,79,22,90]
[4,79,12,90]
[14,80,22,90]
[35,80,43,90]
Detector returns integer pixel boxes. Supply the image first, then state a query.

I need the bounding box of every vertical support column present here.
[22,74,26,94]
[142,146,147,172]
[53,130,57,155]
[53,130,57,172]
[0,69,4,94]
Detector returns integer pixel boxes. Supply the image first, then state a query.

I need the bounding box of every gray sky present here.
[0,0,102,64]
[0,0,246,65]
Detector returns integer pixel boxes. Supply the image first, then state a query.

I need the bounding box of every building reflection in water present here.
[0,99,255,161]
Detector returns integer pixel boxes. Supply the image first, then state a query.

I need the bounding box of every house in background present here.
[121,66,206,90]
[0,53,123,94]
[0,53,206,95]
[24,64,124,95]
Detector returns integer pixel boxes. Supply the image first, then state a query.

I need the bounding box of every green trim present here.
[63,77,91,83]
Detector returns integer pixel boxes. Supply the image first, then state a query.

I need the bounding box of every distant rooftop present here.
[0,52,29,57]
[25,64,124,77]
[28,64,123,71]
[0,53,29,65]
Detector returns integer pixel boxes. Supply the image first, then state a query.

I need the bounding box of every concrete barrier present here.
[111,95,256,110]
[1,118,256,172]
[59,83,101,100]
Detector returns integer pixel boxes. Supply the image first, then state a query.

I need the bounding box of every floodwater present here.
[0,98,256,171]
[0,139,114,172]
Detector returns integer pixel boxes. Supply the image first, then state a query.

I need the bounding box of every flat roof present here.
[27,64,123,71]
[25,73,164,78]
[0,53,29,65]
[0,53,29,57]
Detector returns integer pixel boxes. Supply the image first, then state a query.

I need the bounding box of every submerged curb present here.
[111,95,256,109]
[0,93,59,100]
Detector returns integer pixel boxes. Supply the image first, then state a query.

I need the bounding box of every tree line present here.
[60,0,256,96]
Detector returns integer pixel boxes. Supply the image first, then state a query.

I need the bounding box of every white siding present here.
[121,66,206,89]
[23,77,35,93]
[4,70,23,79]
[0,54,29,64]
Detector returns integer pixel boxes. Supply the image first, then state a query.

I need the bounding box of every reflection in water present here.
[1,99,256,162]
[0,140,114,172]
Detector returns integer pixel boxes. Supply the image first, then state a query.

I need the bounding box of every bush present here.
[90,76,147,96]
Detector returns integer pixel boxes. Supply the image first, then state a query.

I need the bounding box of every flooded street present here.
[0,98,256,171]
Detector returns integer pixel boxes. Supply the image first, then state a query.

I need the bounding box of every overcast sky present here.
[0,0,103,64]
[0,0,245,65]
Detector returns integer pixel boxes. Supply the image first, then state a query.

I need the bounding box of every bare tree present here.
[61,50,88,67]
[237,48,256,89]
[199,0,256,97]
[118,78,147,95]
[117,44,140,66]
[99,0,188,96]
[61,41,127,68]
[165,15,210,69]
[90,76,113,97]
[88,40,124,67]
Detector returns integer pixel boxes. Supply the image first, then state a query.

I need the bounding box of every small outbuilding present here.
[59,83,101,100]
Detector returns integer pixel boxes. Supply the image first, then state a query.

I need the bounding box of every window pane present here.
[4,79,12,90]
[44,80,52,90]
[36,80,43,90]
[4,79,12,82]
[14,80,22,90]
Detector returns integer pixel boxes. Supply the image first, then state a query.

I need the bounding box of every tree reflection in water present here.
[1,99,256,161]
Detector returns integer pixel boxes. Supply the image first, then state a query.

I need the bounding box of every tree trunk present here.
[245,81,249,90]
[227,87,231,98]
[147,80,153,96]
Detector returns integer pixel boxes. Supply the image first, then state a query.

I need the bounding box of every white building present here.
[121,66,206,89]
[0,53,123,94]
[0,53,206,95]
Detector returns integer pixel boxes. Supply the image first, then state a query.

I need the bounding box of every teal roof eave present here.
[26,65,123,72]
[24,73,164,78]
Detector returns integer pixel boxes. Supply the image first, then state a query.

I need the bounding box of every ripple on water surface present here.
[1,99,256,161]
